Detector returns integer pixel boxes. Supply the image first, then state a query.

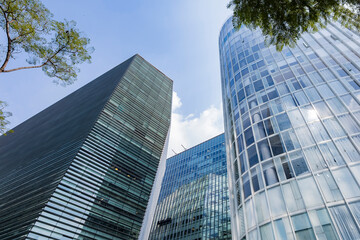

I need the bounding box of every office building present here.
[219,18,360,239]
[0,54,172,240]
[148,134,231,239]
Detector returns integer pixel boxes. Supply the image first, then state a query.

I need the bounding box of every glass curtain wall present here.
[219,17,360,240]
[149,134,231,240]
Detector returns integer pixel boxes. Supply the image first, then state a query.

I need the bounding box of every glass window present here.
[308,71,324,84]
[243,173,252,199]
[277,83,290,95]
[245,84,255,96]
[263,119,275,136]
[290,151,309,176]
[332,167,360,198]
[298,75,311,87]
[248,229,259,239]
[298,176,323,208]
[274,217,295,240]
[237,134,245,153]
[294,91,309,105]
[303,146,327,171]
[353,134,360,150]
[319,141,345,167]
[257,139,272,161]
[247,55,254,64]
[291,79,302,90]
[305,87,321,102]
[283,70,295,80]
[261,104,272,119]
[313,101,332,118]
[335,138,360,163]
[317,84,335,99]
[301,105,319,122]
[242,113,251,130]
[274,156,287,181]
[268,186,287,217]
[269,135,285,156]
[276,113,292,131]
[342,94,360,111]
[245,199,256,228]
[237,88,245,102]
[288,109,305,127]
[262,160,279,186]
[320,68,336,81]
[267,88,279,100]
[260,223,275,240]
[265,75,274,87]
[244,127,254,146]
[349,201,360,226]
[327,97,347,114]
[281,95,297,110]
[248,97,258,109]
[251,107,262,123]
[308,208,339,240]
[330,205,360,240]
[282,181,305,212]
[338,114,360,135]
[241,67,249,77]
[295,126,315,147]
[291,213,316,240]
[281,129,300,151]
[350,164,360,185]
[270,99,284,114]
[316,171,342,203]
[258,91,269,105]
[255,191,270,223]
[254,80,264,92]
[253,122,266,141]
[274,74,285,83]
[240,152,248,174]
[347,79,360,91]
[251,165,264,192]
[247,145,259,167]
[308,121,330,143]
[304,64,315,73]
[323,118,346,138]
[329,81,347,95]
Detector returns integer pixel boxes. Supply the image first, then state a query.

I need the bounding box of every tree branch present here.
[2,63,47,73]
[0,5,13,72]
[2,41,69,73]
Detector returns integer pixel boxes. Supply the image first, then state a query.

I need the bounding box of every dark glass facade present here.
[220,18,360,239]
[148,134,231,240]
[0,54,172,240]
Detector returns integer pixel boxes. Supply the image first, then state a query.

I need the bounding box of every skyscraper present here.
[220,18,360,239]
[148,134,231,240]
[0,54,173,240]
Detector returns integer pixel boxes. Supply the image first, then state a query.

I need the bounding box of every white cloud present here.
[167,91,224,157]
[172,91,182,111]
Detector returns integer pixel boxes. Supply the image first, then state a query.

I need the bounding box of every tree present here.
[0,0,93,135]
[0,101,12,135]
[228,0,360,51]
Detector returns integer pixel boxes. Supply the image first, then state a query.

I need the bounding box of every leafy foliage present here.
[0,0,93,135]
[0,0,93,83]
[228,0,360,51]
[0,101,13,135]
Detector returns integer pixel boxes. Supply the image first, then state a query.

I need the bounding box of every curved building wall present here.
[219,17,360,240]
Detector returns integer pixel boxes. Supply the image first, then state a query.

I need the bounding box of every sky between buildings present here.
[0,0,232,157]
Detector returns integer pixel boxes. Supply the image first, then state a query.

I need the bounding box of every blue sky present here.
[0,0,232,156]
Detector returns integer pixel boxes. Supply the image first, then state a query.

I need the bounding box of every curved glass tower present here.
[220,18,360,239]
